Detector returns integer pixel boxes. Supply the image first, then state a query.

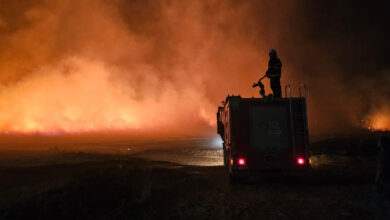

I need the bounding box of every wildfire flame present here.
[0,0,259,137]
[0,0,388,139]
[367,113,390,131]
[0,57,217,135]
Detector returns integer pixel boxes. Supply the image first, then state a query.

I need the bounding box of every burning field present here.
[0,0,389,139]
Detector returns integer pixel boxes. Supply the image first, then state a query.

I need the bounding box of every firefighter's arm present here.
[265,69,270,78]
[266,70,279,78]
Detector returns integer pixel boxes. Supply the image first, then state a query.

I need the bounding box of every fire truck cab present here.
[217,85,311,184]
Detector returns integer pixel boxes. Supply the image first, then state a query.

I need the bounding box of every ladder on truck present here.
[284,85,309,156]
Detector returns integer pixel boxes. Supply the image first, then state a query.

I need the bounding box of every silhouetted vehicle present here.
[217,85,311,184]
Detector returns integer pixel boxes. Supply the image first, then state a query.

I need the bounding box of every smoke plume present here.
[0,0,388,139]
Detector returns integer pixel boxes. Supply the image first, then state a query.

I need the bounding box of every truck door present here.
[250,106,289,169]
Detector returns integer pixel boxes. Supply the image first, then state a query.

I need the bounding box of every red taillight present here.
[296,157,305,165]
[237,158,246,166]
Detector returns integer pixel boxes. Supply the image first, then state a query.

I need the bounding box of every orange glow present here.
[0,57,217,134]
[1,0,385,140]
[0,0,265,137]
[367,113,390,131]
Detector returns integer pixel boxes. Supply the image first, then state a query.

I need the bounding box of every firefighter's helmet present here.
[269,49,277,56]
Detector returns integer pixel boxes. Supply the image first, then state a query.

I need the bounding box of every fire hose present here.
[252,74,267,98]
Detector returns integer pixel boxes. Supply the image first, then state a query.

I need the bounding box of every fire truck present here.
[217,85,311,184]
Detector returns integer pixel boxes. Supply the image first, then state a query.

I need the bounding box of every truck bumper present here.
[230,168,311,179]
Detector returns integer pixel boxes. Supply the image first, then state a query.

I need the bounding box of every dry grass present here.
[0,135,382,219]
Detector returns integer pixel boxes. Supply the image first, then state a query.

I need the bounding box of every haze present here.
[0,0,389,143]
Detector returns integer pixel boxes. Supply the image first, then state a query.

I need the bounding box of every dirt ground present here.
[0,134,385,220]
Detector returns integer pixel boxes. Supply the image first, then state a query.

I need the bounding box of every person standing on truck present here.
[373,136,390,220]
[266,49,282,98]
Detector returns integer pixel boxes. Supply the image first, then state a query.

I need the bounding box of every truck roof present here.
[221,95,305,108]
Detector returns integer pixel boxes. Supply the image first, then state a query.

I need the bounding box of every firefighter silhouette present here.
[266,49,282,98]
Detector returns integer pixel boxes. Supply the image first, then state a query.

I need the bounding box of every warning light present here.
[238,158,246,166]
[296,157,305,165]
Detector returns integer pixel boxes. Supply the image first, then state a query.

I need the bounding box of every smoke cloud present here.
[0,0,388,139]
